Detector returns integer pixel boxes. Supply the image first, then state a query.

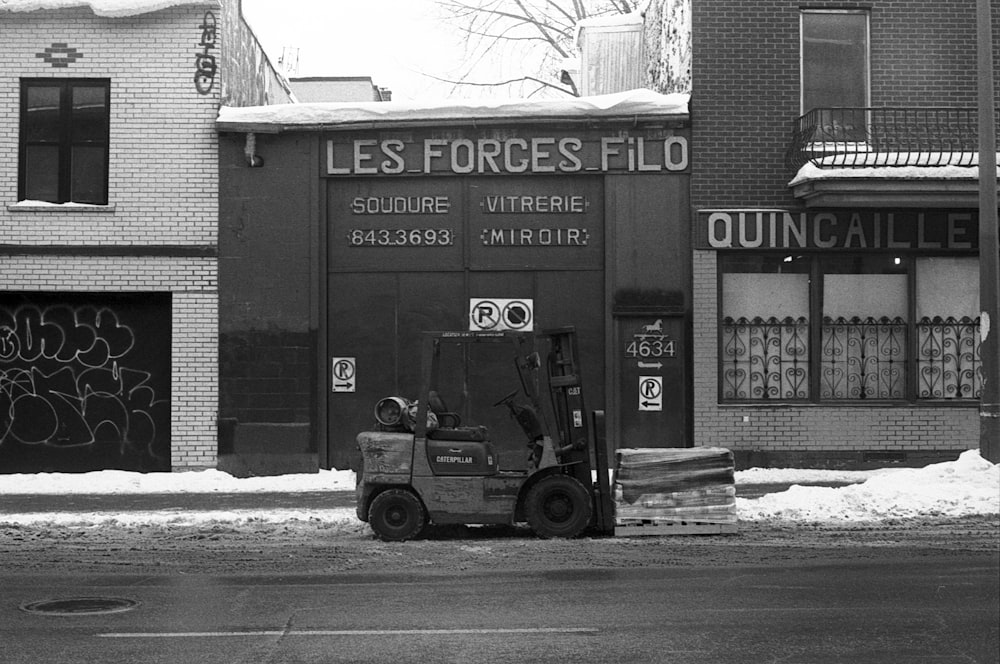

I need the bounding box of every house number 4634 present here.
[625,338,676,359]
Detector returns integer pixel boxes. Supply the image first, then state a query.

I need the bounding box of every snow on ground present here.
[737,450,999,523]
[0,450,997,530]
[0,467,355,495]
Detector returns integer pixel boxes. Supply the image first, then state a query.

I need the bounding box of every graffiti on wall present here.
[0,295,171,472]
[194,10,218,95]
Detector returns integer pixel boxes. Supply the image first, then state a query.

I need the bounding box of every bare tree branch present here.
[433,0,629,97]
[421,70,577,97]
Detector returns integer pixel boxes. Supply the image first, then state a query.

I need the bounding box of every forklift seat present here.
[428,390,462,428]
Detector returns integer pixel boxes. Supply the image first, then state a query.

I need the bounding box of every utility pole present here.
[977,0,1000,463]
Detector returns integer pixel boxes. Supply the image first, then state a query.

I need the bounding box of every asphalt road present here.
[3,556,997,664]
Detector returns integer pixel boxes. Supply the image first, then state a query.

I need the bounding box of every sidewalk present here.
[0,481,855,516]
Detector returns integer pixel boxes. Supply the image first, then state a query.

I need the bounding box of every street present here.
[2,537,998,663]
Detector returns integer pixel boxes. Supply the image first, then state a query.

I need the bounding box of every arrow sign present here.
[332,357,356,393]
[637,361,663,370]
[638,376,663,411]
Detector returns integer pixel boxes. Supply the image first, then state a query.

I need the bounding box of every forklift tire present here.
[368,489,427,542]
[524,474,593,539]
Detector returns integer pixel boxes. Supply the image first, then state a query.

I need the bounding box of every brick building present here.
[650,0,1000,466]
[0,0,290,472]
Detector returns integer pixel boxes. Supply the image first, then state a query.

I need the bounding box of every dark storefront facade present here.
[218,93,692,471]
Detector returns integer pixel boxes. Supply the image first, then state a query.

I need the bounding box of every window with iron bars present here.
[720,255,980,403]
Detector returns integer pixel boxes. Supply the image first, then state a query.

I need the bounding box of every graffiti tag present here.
[194,10,217,95]
[0,305,167,456]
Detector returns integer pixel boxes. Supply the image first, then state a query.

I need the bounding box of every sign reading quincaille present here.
[697,209,978,250]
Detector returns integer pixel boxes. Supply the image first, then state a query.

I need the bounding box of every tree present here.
[433,0,634,98]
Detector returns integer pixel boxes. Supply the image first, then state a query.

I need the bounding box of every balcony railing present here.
[786,107,981,171]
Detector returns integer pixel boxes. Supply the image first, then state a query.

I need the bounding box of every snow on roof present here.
[217,89,690,133]
[790,152,997,185]
[577,11,645,30]
[574,11,644,45]
[0,0,213,17]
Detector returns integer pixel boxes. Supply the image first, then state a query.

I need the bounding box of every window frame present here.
[800,8,871,148]
[18,78,111,205]
[718,252,981,405]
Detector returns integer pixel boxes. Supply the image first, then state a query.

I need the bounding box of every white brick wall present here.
[0,5,220,470]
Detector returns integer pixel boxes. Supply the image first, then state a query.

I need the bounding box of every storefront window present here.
[915,258,981,399]
[820,256,907,399]
[719,254,980,403]
[720,255,810,400]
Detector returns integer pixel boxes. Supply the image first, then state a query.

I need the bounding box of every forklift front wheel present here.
[368,489,427,542]
[524,474,593,539]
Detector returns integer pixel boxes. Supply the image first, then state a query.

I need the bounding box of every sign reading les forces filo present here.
[697,210,979,250]
[325,134,689,176]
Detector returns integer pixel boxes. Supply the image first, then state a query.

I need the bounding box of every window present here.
[721,255,810,400]
[721,255,981,403]
[19,79,110,205]
[801,10,869,142]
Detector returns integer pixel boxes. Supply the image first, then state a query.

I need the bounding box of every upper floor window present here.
[19,79,110,205]
[801,10,869,140]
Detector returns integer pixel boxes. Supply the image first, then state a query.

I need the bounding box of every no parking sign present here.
[469,298,534,332]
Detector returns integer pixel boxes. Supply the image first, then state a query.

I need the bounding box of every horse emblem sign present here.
[625,318,676,361]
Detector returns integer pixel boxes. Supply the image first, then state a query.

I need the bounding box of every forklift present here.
[355,327,615,541]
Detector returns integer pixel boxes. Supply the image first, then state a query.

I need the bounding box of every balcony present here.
[786,108,991,208]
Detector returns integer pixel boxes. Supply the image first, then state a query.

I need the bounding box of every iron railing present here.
[786,107,982,170]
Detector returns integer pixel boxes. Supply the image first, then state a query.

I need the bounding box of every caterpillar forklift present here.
[355,327,615,541]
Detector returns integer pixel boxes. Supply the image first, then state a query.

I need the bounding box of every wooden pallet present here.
[614,519,738,537]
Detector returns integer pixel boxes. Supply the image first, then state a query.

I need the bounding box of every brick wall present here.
[687,0,992,461]
[0,5,221,470]
[220,0,294,107]
[690,0,999,209]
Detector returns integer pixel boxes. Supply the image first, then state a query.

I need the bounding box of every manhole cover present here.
[20,597,140,616]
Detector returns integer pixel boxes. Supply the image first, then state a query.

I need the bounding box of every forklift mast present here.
[542,327,615,534]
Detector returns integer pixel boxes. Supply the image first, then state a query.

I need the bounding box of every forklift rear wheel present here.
[368,489,426,542]
[524,474,593,539]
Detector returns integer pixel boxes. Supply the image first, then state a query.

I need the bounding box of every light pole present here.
[977,0,1000,462]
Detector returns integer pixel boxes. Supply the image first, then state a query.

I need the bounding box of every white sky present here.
[240,0,479,101]
[1,450,997,530]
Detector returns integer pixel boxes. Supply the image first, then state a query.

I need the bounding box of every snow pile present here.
[737,450,1000,523]
[0,468,354,494]
[0,0,211,17]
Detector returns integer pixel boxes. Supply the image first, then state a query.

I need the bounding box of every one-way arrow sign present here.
[332,357,356,393]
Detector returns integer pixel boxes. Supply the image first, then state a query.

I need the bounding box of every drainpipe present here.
[977,0,1000,462]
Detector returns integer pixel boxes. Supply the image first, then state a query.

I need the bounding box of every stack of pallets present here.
[613,447,738,536]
